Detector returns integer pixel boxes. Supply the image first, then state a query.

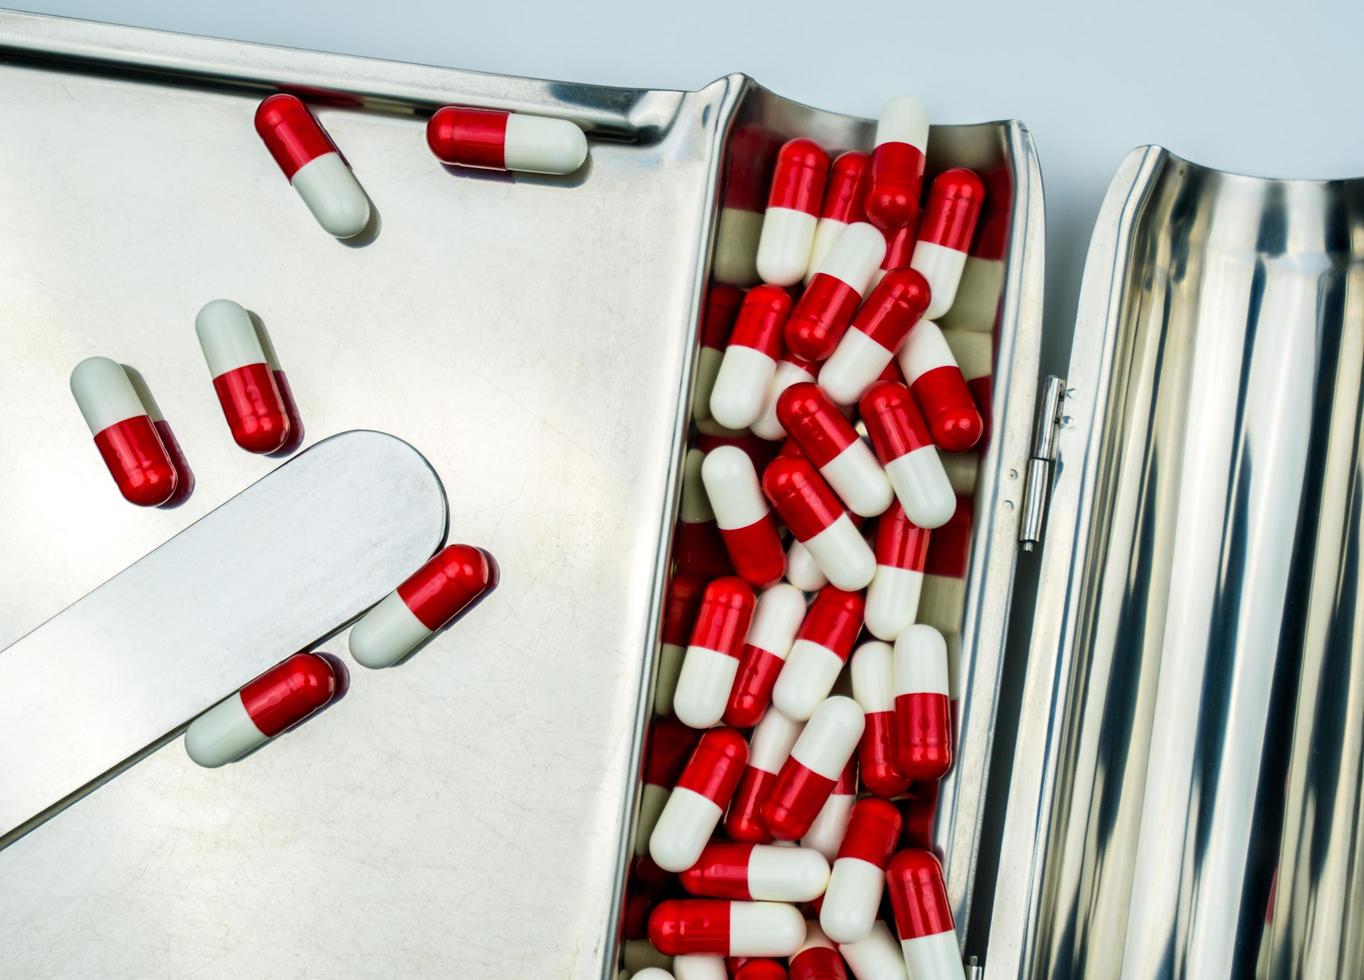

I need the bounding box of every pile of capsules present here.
[620,95,997,980]
[63,93,591,768]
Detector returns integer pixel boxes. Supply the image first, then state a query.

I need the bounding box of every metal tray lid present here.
[987,146,1364,977]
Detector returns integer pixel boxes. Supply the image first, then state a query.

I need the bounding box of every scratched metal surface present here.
[0,11,1043,978]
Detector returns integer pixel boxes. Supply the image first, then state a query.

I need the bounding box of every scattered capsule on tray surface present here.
[184,652,336,768]
[195,299,292,454]
[70,356,178,507]
[255,93,371,239]
[349,544,498,668]
[426,106,587,175]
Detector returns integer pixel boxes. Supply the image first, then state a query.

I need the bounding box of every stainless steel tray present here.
[0,10,1044,977]
[988,147,1364,978]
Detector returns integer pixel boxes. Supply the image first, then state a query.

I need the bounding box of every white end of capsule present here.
[791,696,865,778]
[650,786,724,872]
[894,625,951,696]
[672,954,725,980]
[503,113,588,174]
[801,790,855,862]
[349,590,433,669]
[850,641,896,713]
[820,441,893,518]
[184,694,263,768]
[819,222,885,296]
[728,901,808,957]
[785,538,830,591]
[802,514,876,591]
[711,345,778,431]
[701,445,767,530]
[773,639,846,722]
[839,921,909,979]
[806,217,850,284]
[876,96,929,151]
[673,645,740,729]
[747,844,831,902]
[70,356,143,434]
[756,208,818,287]
[820,328,895,407]
[290,152,371,239]
[899,931,965,980]
[911,241,969,320]
[865,567,925,642]
[822,857,885,944]
[884,448,955,530]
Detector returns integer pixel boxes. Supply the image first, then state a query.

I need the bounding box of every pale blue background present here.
[15,0,1364,369]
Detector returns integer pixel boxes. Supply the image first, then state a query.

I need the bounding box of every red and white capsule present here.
[893,625,953,782]
[807,151,871,282]
[726,708,803,843]
[255,94,370,239]
[865,503,930,642]
[712,286,793,430]
[911,169,985,319]
[790,922,849,980]
[762,696,865,841]
[886,850,963,980]
[896,321,983,454]
[184,653,336,767]
[837,921,908,980]
[778,383,891,518]
[195,299,291,454]
[349,544,498,668]
[725,584,808,728]
[753,354,818,441]
[785,223,886,362]
[772,587,864,722]
[762,455,875,592]
[849,642,909,797]
[650,899,806,958]
[819,269,931,407]
[865,97,929,233]
[694,285,746,426]
[426,106,587,175]
[70,356,178,507]
[675,449,731,580]
[703,446,787,588]
[674,577,757,729]
[681,842,830,903]
[756,138,829,286]
[821,798,902,943]
[651,728,749,872]
[801,759,857,861]
[657,572,708,717]
[637,718,702,856]
[859,381,955,530]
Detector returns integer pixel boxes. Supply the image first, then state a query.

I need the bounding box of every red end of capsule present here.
[93,416,178,507]
[761,455,846,543]
[240,652,337,738]
[768,138,830,215]
[918,168,986,250]
[255,94,338,180]
[426,106,510,170]
[397,544,499,632]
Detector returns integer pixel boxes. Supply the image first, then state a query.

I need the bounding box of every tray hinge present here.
[965,954,984,979]
[1020,374,1066,551]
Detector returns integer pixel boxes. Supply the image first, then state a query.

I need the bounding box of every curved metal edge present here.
[0,8,684,139]
[981,144,1168,978]
[595,71,753,979]
[940,117,1047,944]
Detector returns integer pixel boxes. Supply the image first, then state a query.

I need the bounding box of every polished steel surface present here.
[0,11,1045,978]
[987,146,1364,978]
[0,11,722,977]
[0,430,446,847]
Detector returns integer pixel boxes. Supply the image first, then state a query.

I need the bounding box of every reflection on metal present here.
[988,146,1364,979]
